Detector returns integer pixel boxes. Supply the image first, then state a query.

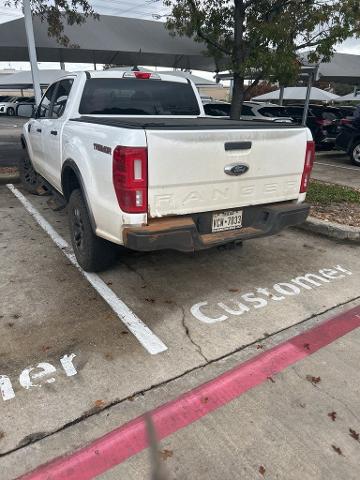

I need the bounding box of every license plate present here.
[212,210,243,233]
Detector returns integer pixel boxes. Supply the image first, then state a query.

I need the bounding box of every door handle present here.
[51,130,58,136]
[36,128,42,133]
[225,141,252,151]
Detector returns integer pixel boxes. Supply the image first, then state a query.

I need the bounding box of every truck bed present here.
[70,116,302,130]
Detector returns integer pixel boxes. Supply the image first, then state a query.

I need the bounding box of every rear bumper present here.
[123,201,310,252]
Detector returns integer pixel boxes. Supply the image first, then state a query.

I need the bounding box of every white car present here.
[0,96,35,116]
[204,101,294,123]
[19,70,313,272]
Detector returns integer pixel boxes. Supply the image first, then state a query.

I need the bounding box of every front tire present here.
[68,189,118,272]
[19,148,46,194]
[350,141,360,166]
[7,107,15,116]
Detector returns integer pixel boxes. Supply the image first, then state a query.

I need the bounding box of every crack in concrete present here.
[178,303,209,363]
[1,295,360,458]
[122,261,148,288]
[292,366,360,423]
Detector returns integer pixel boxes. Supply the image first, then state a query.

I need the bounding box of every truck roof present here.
[80,70,190,84]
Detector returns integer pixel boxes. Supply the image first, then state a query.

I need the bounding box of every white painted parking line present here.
[314,161,360,172]
[6,184,168,356]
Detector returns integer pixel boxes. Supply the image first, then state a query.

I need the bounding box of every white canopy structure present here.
[0,69,69,89]
[334,91,360,102]
[252,86,339,102]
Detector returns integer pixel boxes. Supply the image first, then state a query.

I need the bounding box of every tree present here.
[164,0,360,119]
[5,0,98,47]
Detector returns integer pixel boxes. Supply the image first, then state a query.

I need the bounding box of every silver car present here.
[204,101,293,123]
[0,96,35,116]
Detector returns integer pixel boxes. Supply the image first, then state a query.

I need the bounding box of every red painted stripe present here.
[19,305,360,480]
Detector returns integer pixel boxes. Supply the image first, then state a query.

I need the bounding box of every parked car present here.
[0,95,12,103]
[285,104,343,150]
[336,105,356,126]
[336,122,360,166]
[204,101,293,123]
[19,71,312,272]
[0,96,35,116]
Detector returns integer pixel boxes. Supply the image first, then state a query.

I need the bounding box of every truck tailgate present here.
[146,126,308,217]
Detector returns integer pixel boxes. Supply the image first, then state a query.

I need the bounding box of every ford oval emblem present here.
[224,163,249,176]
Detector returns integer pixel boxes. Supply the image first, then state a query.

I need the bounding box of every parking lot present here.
[1,116,360,479]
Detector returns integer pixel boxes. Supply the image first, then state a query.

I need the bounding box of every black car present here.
[285,105,342,150]
[336,105,356,126]
[336,122,360,166]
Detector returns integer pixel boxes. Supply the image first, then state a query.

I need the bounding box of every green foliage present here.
[5,0,98,47]
[307,181,360,205]
[164,0,360,118]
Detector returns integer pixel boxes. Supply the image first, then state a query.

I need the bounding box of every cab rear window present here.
[79,78,200,116]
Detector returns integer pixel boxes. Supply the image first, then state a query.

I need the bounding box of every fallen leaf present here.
[259,465,266,476]
[349,429,360,442]
[331,445,344,456]
[306,375,321,385]
[303,343,311,351]
[328,411,337,422]
[267,376,275,384]
[229,288,239,293]
[201,397,209,404]
[256,344,264,350]
[0,431,5,440]
[160,449,173,461]
[145,298,155,303]
[94,400,106,408]
[106,281,113,286]
[121,331,129,335]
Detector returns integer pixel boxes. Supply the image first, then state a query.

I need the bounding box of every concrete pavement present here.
[313,151,360,189]
[0,117,27,168]
[1,182,360,479]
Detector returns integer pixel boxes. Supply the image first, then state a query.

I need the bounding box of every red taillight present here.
[316,118,332,127]
[300,141,315,193]
[113,146,148,213]
[340,118,352,125]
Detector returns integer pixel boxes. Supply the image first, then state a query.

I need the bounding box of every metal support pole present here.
[23,0,42,106]
[302,73,313,126]
[279,85,285,106]
[60,61,66,70]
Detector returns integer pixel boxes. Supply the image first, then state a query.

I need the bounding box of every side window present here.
[51,79,74,119]
[37,83,57,118]
[241,105,255,116]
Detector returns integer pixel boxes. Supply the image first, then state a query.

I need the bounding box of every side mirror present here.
[16,103,36,118]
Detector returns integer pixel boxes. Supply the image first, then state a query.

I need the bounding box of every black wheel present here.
[7,107,15,116]
[19,148,46,194]
[350,141,360,166]
[68,189,118,272]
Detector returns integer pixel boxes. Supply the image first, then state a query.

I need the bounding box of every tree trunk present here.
[230,74,245,120]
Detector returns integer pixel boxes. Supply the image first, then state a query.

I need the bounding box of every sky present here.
[0,0,359,79]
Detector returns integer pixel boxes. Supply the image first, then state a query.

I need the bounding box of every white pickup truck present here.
[19,71,313,272]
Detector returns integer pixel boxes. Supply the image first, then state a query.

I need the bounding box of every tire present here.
[19,148,46,194]
[68,189,118,272]
[350,141,360,166]
[7,107,15,116]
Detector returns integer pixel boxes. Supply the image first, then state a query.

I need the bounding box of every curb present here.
[0,168,20,185]
[0,174,20,185]
[298,216,360,243]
